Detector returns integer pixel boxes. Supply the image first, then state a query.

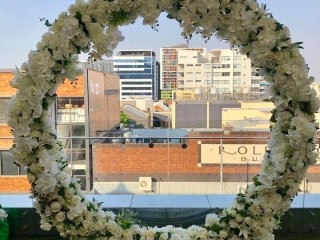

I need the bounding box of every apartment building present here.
[0,69,120,192]
[160,44,205,99]
[113,50,158,100]
[160,45,265,100]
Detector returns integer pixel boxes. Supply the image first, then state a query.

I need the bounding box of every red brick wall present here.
[0,125,13,150]
[93,139,260,175]
[0,176,30,193]
[0,72,16,96]
[92,131,320,179]
[56,75,84,97]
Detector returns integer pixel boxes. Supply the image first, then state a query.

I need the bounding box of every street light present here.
[220,127,231,194]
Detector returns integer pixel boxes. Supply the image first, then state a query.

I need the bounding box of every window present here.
[56,98,85,123]
[234,56,241,60]
[233,80,241,84]
[186,72,193,74]
[0,151,24,175]
[213,80,230,84]
[205,64,211,69]
[222,72,230,76]
[218,88,229,93]
[122,92,152,96]
[195,80,201,82]
[213,72,221,77]
[222,64,230,68]
[234,72,241,76]
[57,97,84,109]
[233,87,240,92]
[0,98,8,123]
[195,72,202,75]
[234,64,241,68]
[122,87,152,90]
[204,72,211,77]
[213,64,222,68]
[221,56,230,61]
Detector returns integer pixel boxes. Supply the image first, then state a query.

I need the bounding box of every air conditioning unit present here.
[139,177,153,191]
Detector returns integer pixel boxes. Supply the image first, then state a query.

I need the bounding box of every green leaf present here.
[209,223,221,233]
[109,9,131,26]
[275,22,284,31]
[44,144,53,150]
[291,41,304,49]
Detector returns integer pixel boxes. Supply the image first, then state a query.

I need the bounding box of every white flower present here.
[50,201,62,213]
[219,230,228,238]
[40,219,52,231]
[205,213,220,226]
[0,209,8,221]
[6,0,318,239]
[55,212,66,222]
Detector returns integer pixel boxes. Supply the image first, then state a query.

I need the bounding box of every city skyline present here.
[0,0,319,81]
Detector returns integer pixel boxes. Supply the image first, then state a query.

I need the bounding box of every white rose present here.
[51,201,62,213]
[219,230,228,238]
[55,212,66,222]
[40,219,52,231]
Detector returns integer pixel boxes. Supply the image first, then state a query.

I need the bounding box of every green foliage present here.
[116,209,139,229]
[120,111,130,126]
[109,9,131,26]
[40,17,52,27]
[270,109,277,123]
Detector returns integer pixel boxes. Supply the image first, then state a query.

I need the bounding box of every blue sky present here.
[0,0,319,81]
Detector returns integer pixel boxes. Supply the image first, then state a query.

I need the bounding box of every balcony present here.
[56,107,85,123]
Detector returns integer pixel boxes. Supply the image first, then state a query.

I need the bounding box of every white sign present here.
[200,143,267,164]
[200,142,320,164]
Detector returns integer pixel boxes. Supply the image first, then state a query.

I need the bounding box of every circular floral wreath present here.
[7,0,319,239]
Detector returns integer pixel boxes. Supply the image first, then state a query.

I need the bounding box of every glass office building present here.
[113,50,158,100]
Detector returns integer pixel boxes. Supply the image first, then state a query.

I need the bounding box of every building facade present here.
[0,68,120,192]
[160,45,265,100]
[113,50,158,100]
[91,130,320,195]
[160,44,205,99]
[77,60,114,73]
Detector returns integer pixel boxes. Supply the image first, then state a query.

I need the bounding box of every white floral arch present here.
[7,0,319,239]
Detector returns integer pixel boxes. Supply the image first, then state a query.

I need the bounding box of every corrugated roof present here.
[122,105,149,118]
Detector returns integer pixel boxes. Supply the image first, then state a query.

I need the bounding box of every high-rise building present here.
[160,45,265,100]
[160,44,205,99]
[113,50,158,100]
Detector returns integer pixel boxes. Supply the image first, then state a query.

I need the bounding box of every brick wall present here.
[0,176,30,193]
[92,131,320,182]
[87,70,120,136]
[0,125,13,149]
[92,133,263,183]
[0,72,16,96]
[56,75,84,96]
